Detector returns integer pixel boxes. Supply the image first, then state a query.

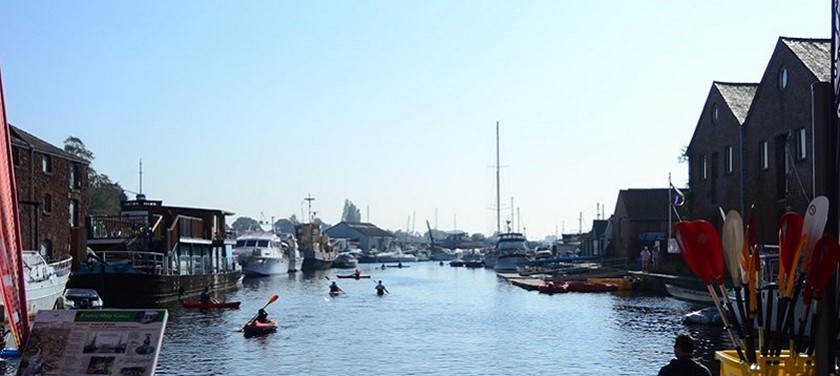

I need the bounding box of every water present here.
[5,263,730,375]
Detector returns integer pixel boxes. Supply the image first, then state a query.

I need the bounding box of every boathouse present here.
[608,188,679,268]
[685,37,830,245]
[324,222,395,252]
[10,125,89,263]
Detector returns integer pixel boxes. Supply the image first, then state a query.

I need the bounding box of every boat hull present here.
[494,255,530,273]
[301,250,336,271]
[69,268,242,308]
[241,257,288,276]
[181,301,241,309]
[244,319,277,337]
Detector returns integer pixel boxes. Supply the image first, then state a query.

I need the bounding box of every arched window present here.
[778,66,788,90]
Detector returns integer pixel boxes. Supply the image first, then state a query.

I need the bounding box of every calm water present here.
[5,263,731,375]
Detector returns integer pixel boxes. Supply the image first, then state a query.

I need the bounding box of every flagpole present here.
[668,173,672,240]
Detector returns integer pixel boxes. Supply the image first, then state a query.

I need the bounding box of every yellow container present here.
[715,350,814,376]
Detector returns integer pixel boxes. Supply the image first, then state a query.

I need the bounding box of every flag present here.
[0,63,29,347]
[670,183,685,207]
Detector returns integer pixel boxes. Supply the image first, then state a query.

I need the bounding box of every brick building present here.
[686,37,829,245]
[10,125,89,262]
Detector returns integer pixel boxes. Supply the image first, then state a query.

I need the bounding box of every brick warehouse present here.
[686,37,830,245]
[10,125,89,263]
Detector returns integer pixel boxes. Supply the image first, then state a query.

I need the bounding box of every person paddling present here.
[254,308,270,324]
[353,269,361,278]
[375,280,389,296]
[329,281,344,295]
[200,285,220,304]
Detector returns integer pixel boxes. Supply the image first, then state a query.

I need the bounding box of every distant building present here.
[10,125,89,262]
[609,188,677,264]
[324,222,395,252]
[685,37,829,245]
[580,219,609,257]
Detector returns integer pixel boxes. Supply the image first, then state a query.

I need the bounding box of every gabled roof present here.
[713,82,758,125]
[9,124,89,164]
[331,222,394,238]
[591,220,609,237]
[616,188,677,221]
[781,37,830,82]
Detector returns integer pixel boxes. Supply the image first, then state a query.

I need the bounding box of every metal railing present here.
[95,250,166,275]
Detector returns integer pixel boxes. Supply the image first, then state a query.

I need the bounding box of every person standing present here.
[658,333,712,376]
[640,247,652,272]
[375,280,389,296]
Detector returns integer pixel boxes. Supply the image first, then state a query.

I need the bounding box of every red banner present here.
[0,64,30,347]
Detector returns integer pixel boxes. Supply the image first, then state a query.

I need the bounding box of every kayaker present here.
[255,308,270,324]
[657,333,711,376]
[200,286,212,304]
[353,269,361,278]
[375,280,389,296]
[329,281,344,294]
[397,262,403,268]
[380,263,386,270]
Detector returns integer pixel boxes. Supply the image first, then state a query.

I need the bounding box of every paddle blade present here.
[266,294,279,306]
[801,196,829,268]
[778,212,803,281]
[674,220,718,284]
[697,220,725,284]
[722,210,745,287]
[805,234,840,300]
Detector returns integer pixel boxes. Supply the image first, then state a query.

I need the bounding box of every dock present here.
[497,273,545,291]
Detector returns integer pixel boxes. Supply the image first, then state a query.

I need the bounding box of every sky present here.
[0,1,830,239]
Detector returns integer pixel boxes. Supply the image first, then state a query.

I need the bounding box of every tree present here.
[64,136,125,216]
[341,199,361,223]
[231,217,260,234]
[470,233,486,242]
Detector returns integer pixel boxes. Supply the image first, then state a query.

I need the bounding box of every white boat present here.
[664,283,715,304]
[494,233,531,273]
[19,251,72,314]
[233,232,290,276]
[333,252,359,269]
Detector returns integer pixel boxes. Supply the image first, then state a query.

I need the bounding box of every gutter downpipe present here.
[739,123,745,216]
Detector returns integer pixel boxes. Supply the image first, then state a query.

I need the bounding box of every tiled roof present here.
[9,124,89,164]
[713,82,758,125]
[781,37,830,82]
[334,222,394,238]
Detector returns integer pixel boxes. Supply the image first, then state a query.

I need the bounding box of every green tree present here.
[231,217,260,234]
[341,199,361,223]
[64,136,126,216]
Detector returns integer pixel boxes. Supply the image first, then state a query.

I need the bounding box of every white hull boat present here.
[493,233,531,273]
[2,252,73,315]
[233,232,290,276]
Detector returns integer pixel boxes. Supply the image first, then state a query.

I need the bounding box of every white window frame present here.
[760,141,769,170]
[725,146,733,174]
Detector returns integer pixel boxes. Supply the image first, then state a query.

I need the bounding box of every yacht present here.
[13,251,72,314]
[233,231,290,276]
[493,233,531,273]
[333,252,359,269]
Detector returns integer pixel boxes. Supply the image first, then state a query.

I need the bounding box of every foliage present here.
[63,136,125,216]
[470,233,486,242]
[231,217,260,234]
[677,145,688,163]
[273,218,296,234]
[341,199,361,223]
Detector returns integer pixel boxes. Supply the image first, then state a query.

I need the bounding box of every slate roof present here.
[617,188,680,221]
[781,37,830,82]
[333,222,394,238]
[9,124,89,164]
[713,82,758,125]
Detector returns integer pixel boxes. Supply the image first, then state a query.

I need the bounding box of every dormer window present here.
[778,66,788,90]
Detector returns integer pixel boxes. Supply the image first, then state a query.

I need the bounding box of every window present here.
[759,141,769,170]
[794,127,807,161]
[700,155,708,180]
[778,66,788,90]
[70,163,82,189]
[724,146,733,174]
[69,199,79,227]
[12,147,19,166]
[42,154,52,173]
[42,194,52,213]
[712,104,719,124]
[40,239,52,261]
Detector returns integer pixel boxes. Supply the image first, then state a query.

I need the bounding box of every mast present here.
[496,121,501,235]
[304,194,315,223]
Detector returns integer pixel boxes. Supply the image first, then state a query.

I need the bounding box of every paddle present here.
[674,220,745,361]
[242,294,279,330]
[798,234,840,354]
[742,205,764,356]
[722,210,751,361]
[770,212,803,355]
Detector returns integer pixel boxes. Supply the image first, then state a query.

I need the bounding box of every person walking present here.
[640,246,652,272]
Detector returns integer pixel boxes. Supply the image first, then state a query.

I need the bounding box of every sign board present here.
[16,309,167,376]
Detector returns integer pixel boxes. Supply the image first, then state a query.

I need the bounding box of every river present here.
[5,262,731,375]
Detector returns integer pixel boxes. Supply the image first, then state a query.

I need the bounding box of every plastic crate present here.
[715,350,815,376]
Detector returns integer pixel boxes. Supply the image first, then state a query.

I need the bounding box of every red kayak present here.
[243,319,278,337]
[181,301,241,309]
[336,274,371,279]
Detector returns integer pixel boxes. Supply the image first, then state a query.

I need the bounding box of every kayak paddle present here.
[243,294,279,328]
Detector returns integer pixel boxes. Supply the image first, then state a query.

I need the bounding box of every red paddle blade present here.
[697,220,725,284]
[674,220,718,284]
[778,212,804,279]
[805,234,840,300]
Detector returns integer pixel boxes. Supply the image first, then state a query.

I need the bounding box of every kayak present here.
[243,319,278,337]
[329,291,343,297]
[181,301,241,309]
[336,274,371,279]
[386,265,410,268]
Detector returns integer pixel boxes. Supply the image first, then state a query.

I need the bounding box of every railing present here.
[49,255,73,277]
[88,215,150,239]
[94,250,166,275]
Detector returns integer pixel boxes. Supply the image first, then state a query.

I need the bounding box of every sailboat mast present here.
[496,121,501,235]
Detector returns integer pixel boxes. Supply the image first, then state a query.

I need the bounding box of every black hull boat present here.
[72,196,243,308]
[296,223,337,271]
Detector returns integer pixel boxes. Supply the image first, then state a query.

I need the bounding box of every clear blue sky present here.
[0,1,829,240]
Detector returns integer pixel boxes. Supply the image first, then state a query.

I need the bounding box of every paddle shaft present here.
[707,284,746,361]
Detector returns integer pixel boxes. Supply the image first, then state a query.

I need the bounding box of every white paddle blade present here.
[722,210,745,287]
[802,196,829,262]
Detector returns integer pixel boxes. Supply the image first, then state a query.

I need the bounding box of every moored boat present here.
[233,231,290,276]
[70,196,242,308]
[14,251,73,315]
[493,232,531,273]
[336,274,371,279]
[181,301,241,309]
[296,223,337,271]
[243,319,278,337]
[333,252,359,269]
